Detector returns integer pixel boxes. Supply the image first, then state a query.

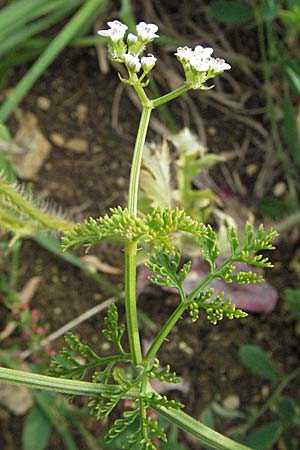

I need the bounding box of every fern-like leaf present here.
[196,292,248,325]
[198,224,220,270]
[148,358,180,384]
[61,206,208,251]
[146,249,191,293]
[102,304,126,353]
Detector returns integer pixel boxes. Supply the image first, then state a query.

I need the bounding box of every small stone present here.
[178,341,194,355]
[37,96,51,110]
[208,127,217,136]
[246,163,258,176]
[273,181,286,197]
[0,384,33,415]
[261,385,270,398]
[222,394,240,410]
[256,331,265,340]
[92,144,102,153]
[76,104,88,123]
[65,138,89,153]
[54,307,62,315]
[101,342,111,351]
[50,132,65,147]
[116,177,126,188]
[13,111,51,179]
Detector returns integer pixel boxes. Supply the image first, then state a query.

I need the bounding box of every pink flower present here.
[31,309,40,323]
[34,326,45,335]
[22,329,31,339]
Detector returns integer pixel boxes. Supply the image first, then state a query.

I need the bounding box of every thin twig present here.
[20,295,119,360]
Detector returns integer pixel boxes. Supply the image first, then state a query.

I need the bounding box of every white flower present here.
[209,58,231,72]
[123,53,141,72]
[190,56,211,72]
[97,20,128,42]
[136,22,159,41]
[194,45,214,58]
[175,46,193,61]
[141,54,157,71]
[127,33,138,45]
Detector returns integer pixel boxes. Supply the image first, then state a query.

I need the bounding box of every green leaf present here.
[146,249,191,292]
[0,123,11,142]
[245,420,283,449]
[258,196,288,220]
[276,396,297,424]
[281,60,300,95]
[198,225,220,270]
[209,0,254,24]
[260,0,281,21]
[285,288,300,319]
[239,345,280,383]
[211,402,245,420]
[22,405,52,450]
[283,94,300,165]
[102,304,125,351]
[62,207,207,252]
[200,408,215,429]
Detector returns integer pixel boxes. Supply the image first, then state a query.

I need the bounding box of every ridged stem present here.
[125,105,153,365]
[0,367,251,449]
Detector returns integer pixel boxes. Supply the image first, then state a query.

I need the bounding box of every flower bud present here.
[127,33,138,45]
[141,54,157,73]
[123,53,141,73]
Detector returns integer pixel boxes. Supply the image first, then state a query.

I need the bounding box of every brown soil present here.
[1,4,300,450]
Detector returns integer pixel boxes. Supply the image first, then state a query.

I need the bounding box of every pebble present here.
[208,127,217,136]
[50,132,65,147]
[116,177,126,188]
[222,394,240,410]
[76,104,88,123]
[261,385,270,398]
[37,96,51,111]
[92,144,102,153]
[65,138,89,153]
[101,342,111,351]
[246,163,258,177]
[178,341,194,355]
[273,181,286,197]
[54,307,62,315]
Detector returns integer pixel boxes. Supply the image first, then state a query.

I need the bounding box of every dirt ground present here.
[0,2,300,449]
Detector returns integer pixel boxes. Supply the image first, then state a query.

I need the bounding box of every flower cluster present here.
[98,19,231,89]
[98,20,158,77]
[175,45,231,89]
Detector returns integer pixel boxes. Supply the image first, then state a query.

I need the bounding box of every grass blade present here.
[0,0,108,123]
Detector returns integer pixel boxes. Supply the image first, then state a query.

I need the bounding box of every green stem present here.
[0,0,107,123]
[145,267,226,363]
[0,367,130,397]
[127,105,153,215]
[0,367,251,449]
[125,103,153,366]
[156,407,251,450]
[152,84,189,107]
[125,240,142,365]
[144,301,187,363]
